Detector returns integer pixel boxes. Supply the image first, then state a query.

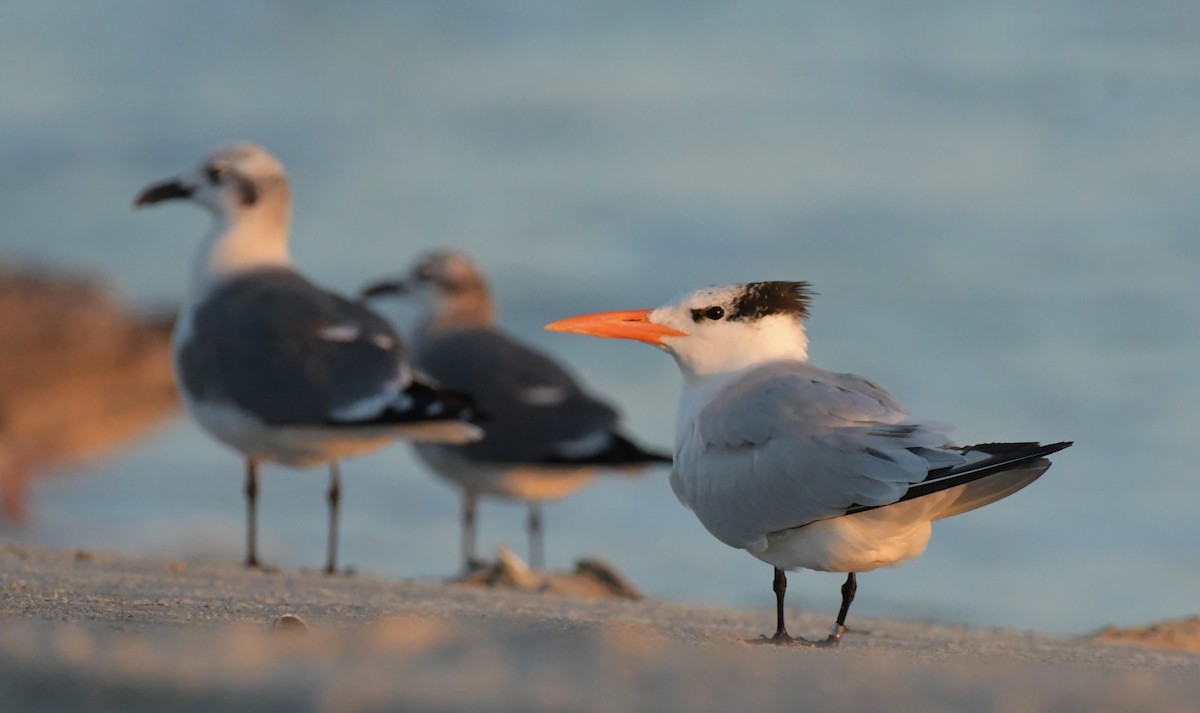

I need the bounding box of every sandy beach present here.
[1,544,1197,712]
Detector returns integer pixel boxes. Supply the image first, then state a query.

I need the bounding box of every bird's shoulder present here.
[198,268,400,354]
[691,361,913,449]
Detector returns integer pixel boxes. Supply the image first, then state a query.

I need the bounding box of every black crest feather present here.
[729,281,813,321]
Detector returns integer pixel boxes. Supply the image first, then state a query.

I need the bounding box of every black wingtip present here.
[967,441,1072,459]
[842,440,1071,517]
[543,433,673,468]
[325,380,480,428]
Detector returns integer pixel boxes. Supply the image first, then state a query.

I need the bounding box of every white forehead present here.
[663,284,744,310]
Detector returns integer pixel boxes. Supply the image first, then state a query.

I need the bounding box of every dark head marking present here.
[690,305,726,322]
[201,159,258,206]
[235,175,259,206]
[204,163,224,185]
[728,281,812,321]
[688,282,812,323]
[412,256,438,283]
[413,252,484,295]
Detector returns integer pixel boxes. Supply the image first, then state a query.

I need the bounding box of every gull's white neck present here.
[175,209,293,360]
[189,210,292,299]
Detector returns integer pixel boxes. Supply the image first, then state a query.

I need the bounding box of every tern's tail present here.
[845,441,1072,519]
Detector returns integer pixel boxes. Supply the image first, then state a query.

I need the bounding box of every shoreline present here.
[2,543,1198,712]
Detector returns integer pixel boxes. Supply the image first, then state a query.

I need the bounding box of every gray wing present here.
[672,361,963,550]
[177,268,409,425]
[414,327,620,463]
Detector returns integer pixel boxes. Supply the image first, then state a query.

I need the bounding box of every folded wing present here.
[672,361,963,550]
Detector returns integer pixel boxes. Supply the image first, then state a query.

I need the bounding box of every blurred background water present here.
[2,1,1197,635]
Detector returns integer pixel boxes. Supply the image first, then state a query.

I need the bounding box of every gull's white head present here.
[360,249,495,330]
[134,143,294,286]
[546,281,813,379]
[134,142,290,221]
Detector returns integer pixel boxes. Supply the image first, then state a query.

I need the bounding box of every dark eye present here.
[704,306,725,321]
[204,164,225,184]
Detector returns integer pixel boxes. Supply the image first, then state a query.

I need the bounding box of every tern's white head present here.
[361,249,495,330]
[134,142,293,289]
[546,281,813,379]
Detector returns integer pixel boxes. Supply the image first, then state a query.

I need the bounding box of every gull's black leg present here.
[462,491,479,572]
[244,459,260,569]
[772,567,792,641]
[323,462,341,575]
[527,502,544,570]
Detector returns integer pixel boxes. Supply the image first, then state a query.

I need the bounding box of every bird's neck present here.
[421,290,495,333]
[672,345,808,449]
[673,324,809,383]
[189,211,292,297]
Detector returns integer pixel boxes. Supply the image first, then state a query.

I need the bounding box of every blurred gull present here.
[134,143,481,574]
[548,281,1070,645]
[362,250,670,571]
[0,265,177,524]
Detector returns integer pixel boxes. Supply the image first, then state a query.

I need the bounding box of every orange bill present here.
[545,309,686,345]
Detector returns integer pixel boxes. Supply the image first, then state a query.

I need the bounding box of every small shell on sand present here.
[456,547,642,600]
[273,614,308,634]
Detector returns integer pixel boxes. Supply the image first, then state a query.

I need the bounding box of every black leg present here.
[825,572,857,645]
[748,568,796,644]
[461,491,478,572]
[527,502,544,570]
[244,459,260,569]
[772,567,792,641]
[747,569,857,647]
[324,462,341,575]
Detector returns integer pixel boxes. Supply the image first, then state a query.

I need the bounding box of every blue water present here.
[3,2,1199,635]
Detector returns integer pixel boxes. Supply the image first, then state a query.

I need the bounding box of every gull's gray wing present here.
[177,268,410,425]
[414,327,624,464]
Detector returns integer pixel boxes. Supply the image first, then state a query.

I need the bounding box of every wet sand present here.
[1,544,1197,712]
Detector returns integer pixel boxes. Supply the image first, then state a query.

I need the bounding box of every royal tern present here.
[362,250,670,570]
[134,143,481,573]
[547,280,1070,645]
